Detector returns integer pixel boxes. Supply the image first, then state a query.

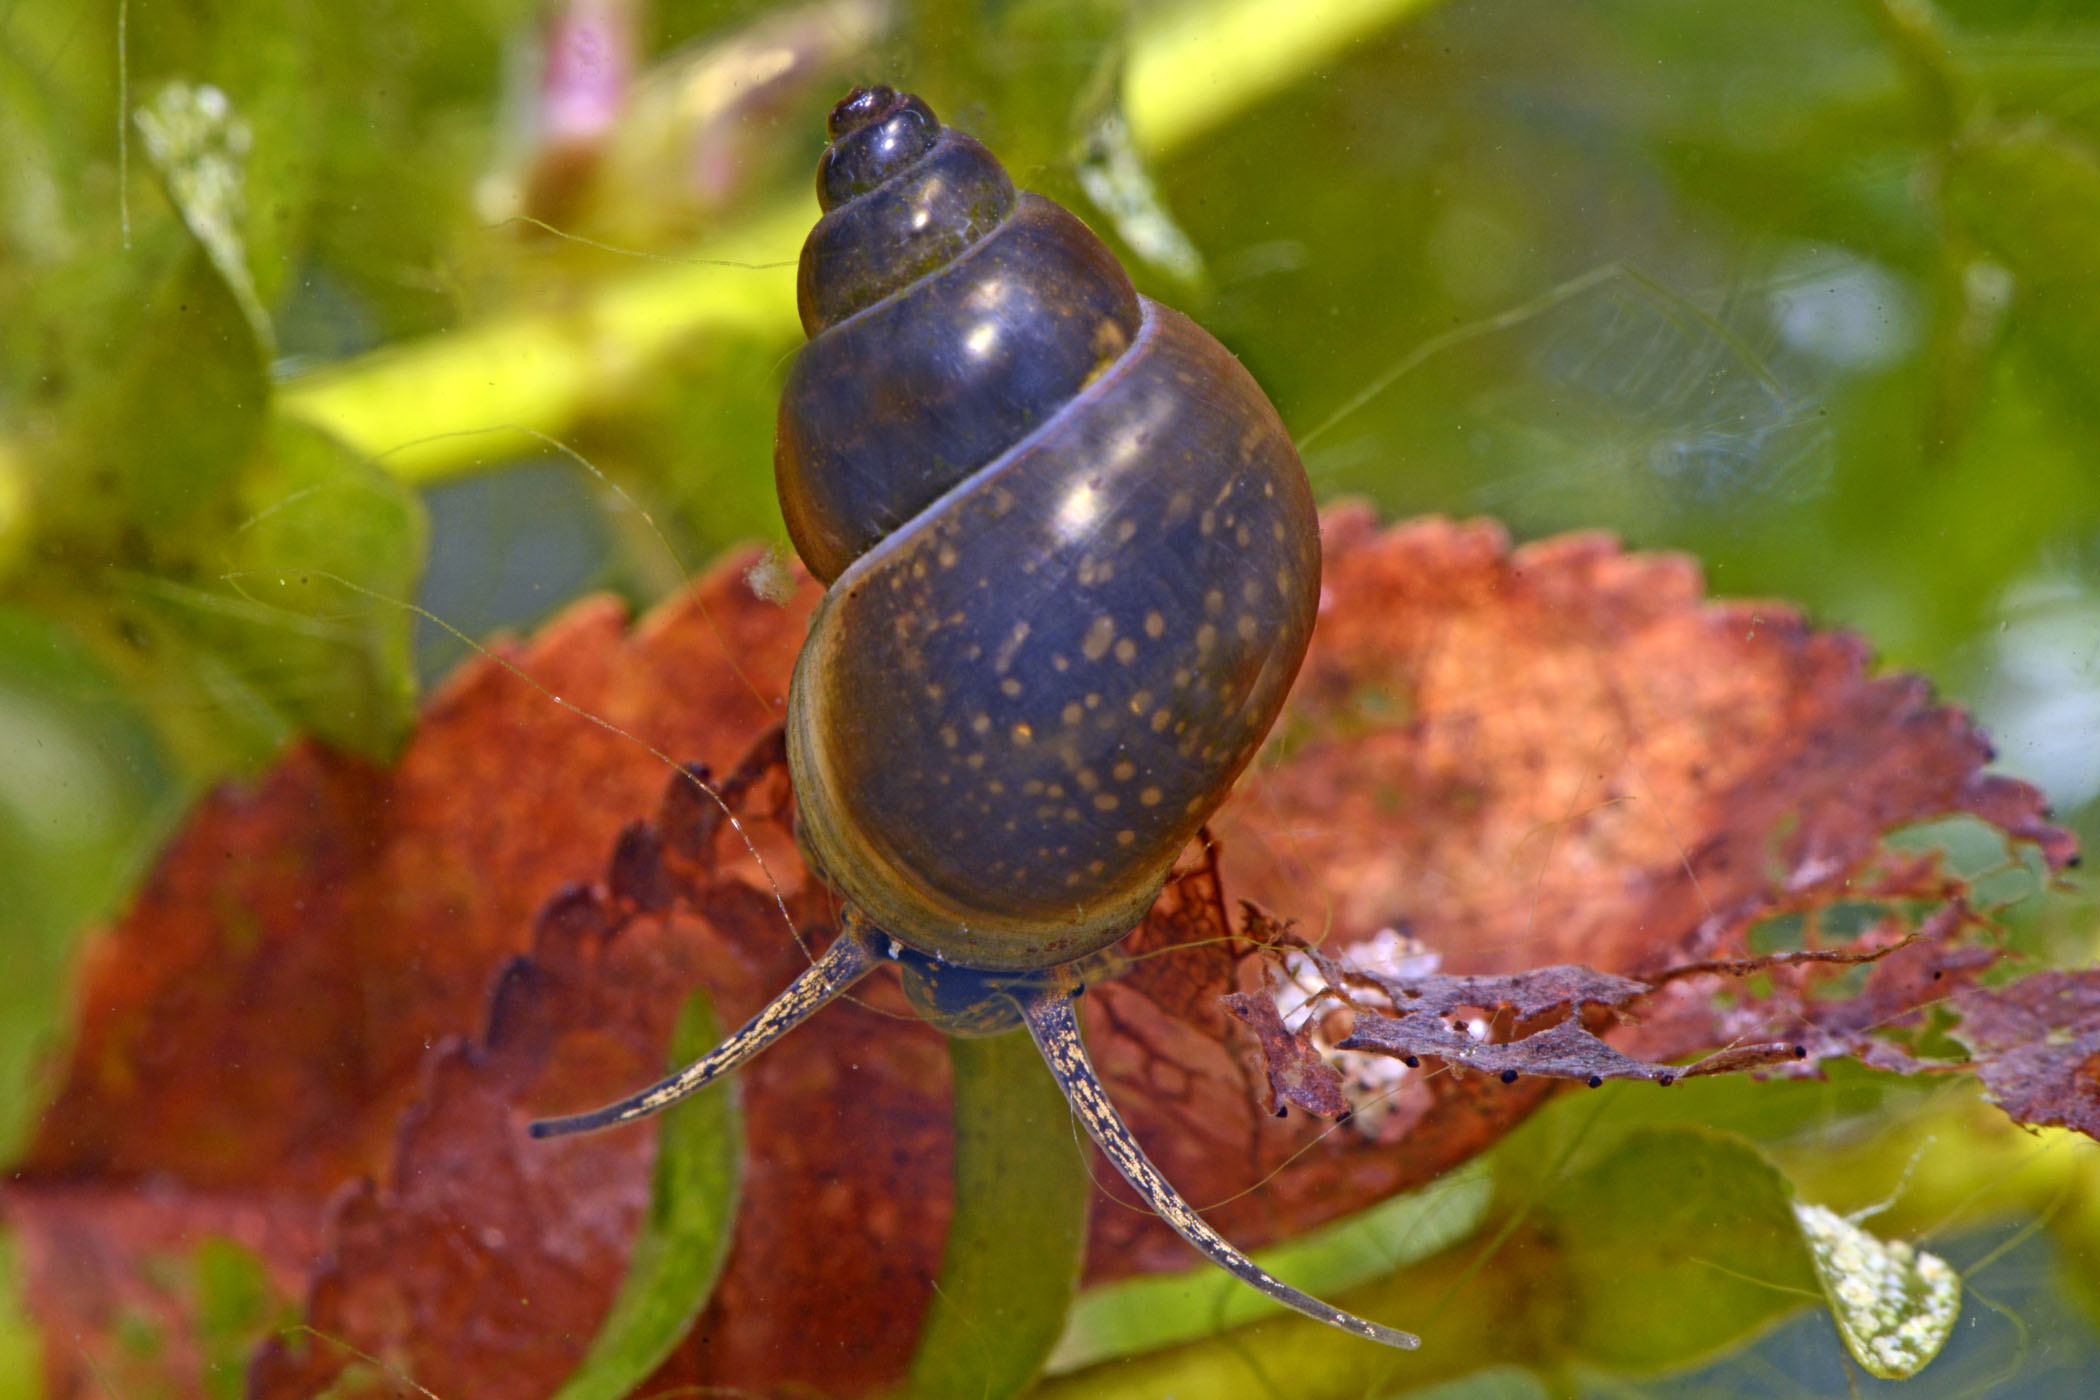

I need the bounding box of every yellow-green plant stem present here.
[279,200,809,485]
[1124,0,1442,157]
[279,0,1443,486]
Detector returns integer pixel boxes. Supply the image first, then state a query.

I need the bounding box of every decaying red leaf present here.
[2,512,2072,1400]
[18,571,811,1194]
[246,739,960,1400]
[1241,916,1988,1104]
[1221,984,1351,1118]
[1952,971,2100,1138]
[7,559,827,1400]
[1079,511,2071,1281]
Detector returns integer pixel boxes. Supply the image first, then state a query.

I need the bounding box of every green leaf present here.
[26,410,425,775]
[11,138,422,775]
[212,413,425,758]
[1549,1126,1819,1371]
[46,235,270,546]
[0,1233,47,1400]
[548,989,743,1400]
[904,1030,1092,1400]
[5,55,430,776]
[0,606,176,1159]
[1794,1202,1961,1379]
[189,1237,293,1400]
[1032,1115,1868,1399]
[1047,1162,1492,1370]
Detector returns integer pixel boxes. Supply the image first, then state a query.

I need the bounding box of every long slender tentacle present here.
[1020,987,1421,1350]
[530,917,880,1138]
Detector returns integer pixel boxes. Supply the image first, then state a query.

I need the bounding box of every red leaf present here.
[1953,971,2100,1137]
[1221,986,1351,1118]
[4,513,2070,1398]
[1079,511,2070,1276]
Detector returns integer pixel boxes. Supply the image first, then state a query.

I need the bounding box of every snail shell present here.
[779,87,1320,970]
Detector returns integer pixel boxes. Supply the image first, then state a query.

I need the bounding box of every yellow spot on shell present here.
[1114,638,1138,664]
[1139,786,1162,806]
[994,620,1031,673]
[1012,723,1034,746]
[1082,615,1116,662]
[1116,829,1137,846]
[1144,610,1165,638]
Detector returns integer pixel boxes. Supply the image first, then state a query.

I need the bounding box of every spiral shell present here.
[778,87,1320,969]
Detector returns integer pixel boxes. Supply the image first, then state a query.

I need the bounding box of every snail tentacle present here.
[1018,988,1422,1350]
[529,917,881,1138]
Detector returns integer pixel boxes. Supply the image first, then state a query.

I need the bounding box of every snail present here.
[533,85,1418,1351]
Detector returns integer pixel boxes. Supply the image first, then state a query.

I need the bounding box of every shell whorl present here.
[780,87,1141,583]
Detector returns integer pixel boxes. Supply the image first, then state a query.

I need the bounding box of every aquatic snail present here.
[533,85,1417,1351]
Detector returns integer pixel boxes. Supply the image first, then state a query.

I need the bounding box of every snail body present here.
[536,87,1416,1352]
